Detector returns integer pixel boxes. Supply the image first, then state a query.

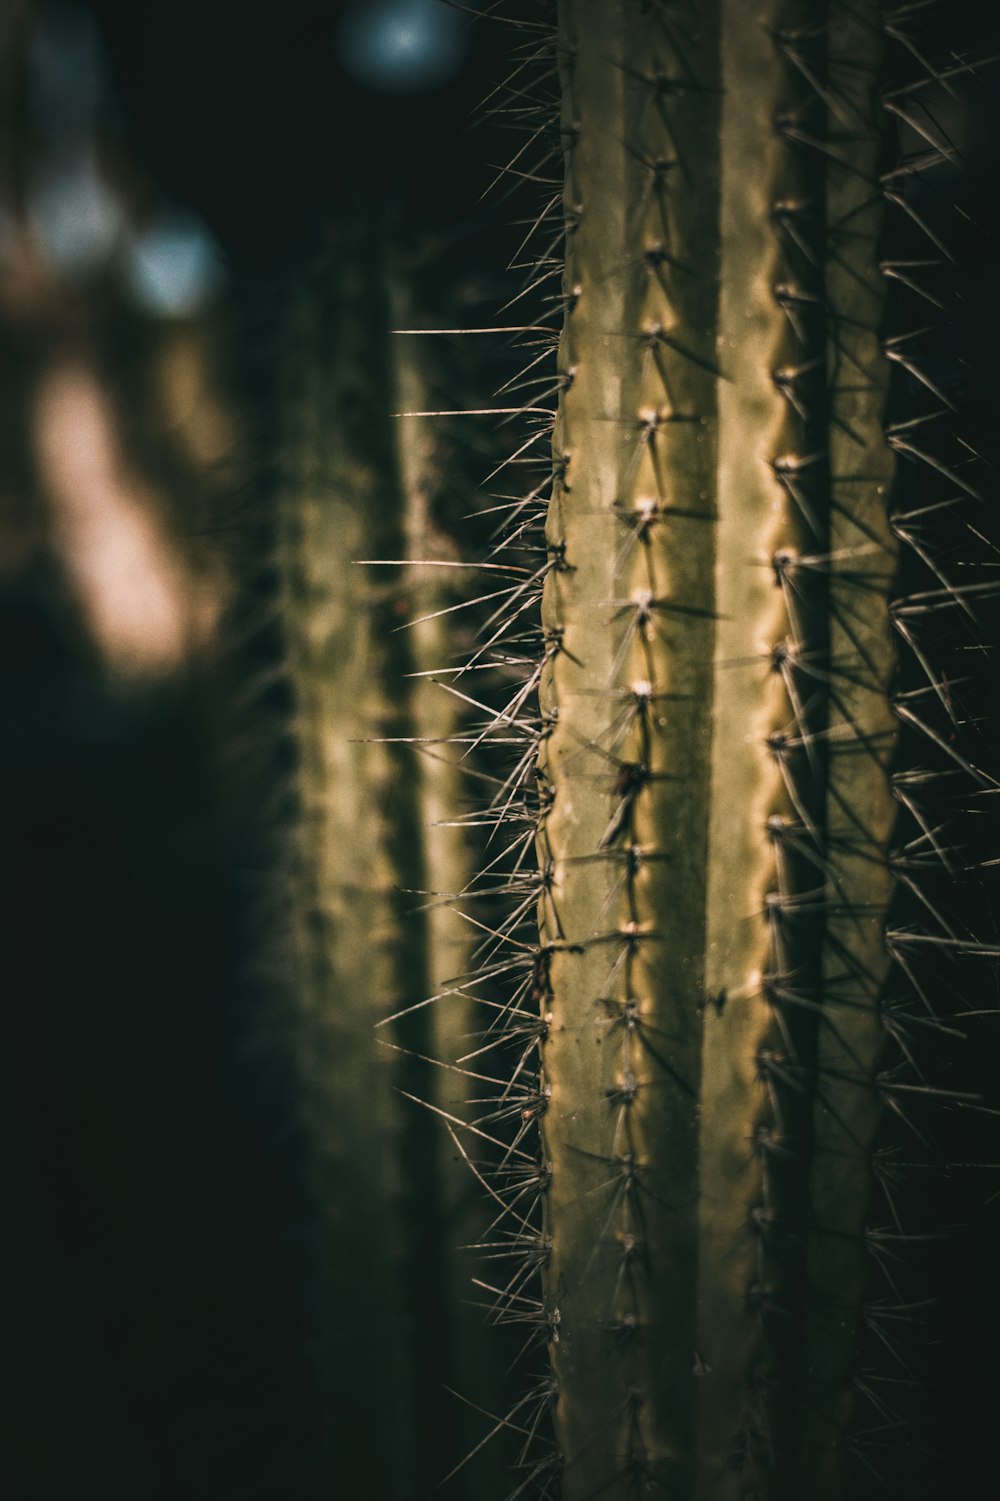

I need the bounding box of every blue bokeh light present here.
[336,0,467,94]
[30,157,124,274]
[122,214,225,319]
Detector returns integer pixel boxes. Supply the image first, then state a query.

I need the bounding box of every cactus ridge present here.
[396,1,999,1497]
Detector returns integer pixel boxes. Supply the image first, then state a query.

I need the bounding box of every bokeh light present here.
[122,214,225,319]
[335,0,467,94]
[30,156,124,274]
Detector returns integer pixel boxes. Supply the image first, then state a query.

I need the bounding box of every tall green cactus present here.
[428,2,1000,1497]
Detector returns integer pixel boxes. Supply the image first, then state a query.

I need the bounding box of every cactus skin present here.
[440,1,999,1497]
[536,0,719,1491]
[279,243,407,1501]
[278,231,467,1499]
[698,0,832,1486]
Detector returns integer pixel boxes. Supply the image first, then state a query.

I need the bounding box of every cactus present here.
[277,225,505,1498]
[428,2,1000,1497]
